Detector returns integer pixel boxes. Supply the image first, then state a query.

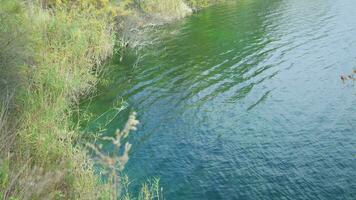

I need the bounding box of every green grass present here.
[0,0,114,198]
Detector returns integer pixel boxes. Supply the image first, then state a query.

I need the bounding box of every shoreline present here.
[0,0,222,199]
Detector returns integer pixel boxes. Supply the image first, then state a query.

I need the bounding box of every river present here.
[85,0,356,199]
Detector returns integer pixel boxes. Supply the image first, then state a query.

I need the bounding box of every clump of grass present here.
[0,0,30,91]
[138,178,163,200]
[141,0,193,21]
[0,90,15,156]
[140,0,225,19]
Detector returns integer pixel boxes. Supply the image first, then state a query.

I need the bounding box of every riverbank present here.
[1,1,116,199]
[0,0,221,199]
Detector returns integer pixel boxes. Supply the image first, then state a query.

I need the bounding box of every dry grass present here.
[0,0,114,199]
[141,0,192,21]
[0,90,15,155]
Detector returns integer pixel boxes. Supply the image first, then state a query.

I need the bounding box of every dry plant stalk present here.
[87,111,139,199]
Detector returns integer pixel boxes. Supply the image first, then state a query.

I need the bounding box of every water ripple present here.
[87,0,356,199]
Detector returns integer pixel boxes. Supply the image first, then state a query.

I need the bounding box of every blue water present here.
[88,0,356,199]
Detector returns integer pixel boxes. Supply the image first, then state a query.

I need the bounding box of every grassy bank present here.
[0,0,222,199]
[0,0,116,199]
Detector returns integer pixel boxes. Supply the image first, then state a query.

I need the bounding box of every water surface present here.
[87,0,356,199]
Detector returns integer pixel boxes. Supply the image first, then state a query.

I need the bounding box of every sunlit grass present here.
[1,0,114,198]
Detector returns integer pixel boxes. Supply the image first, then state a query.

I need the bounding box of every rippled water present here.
[87,0,356,199]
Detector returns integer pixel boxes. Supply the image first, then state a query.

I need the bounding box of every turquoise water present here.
[88,0,356,199]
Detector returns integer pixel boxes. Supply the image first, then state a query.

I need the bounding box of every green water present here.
[86,0,356,199]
